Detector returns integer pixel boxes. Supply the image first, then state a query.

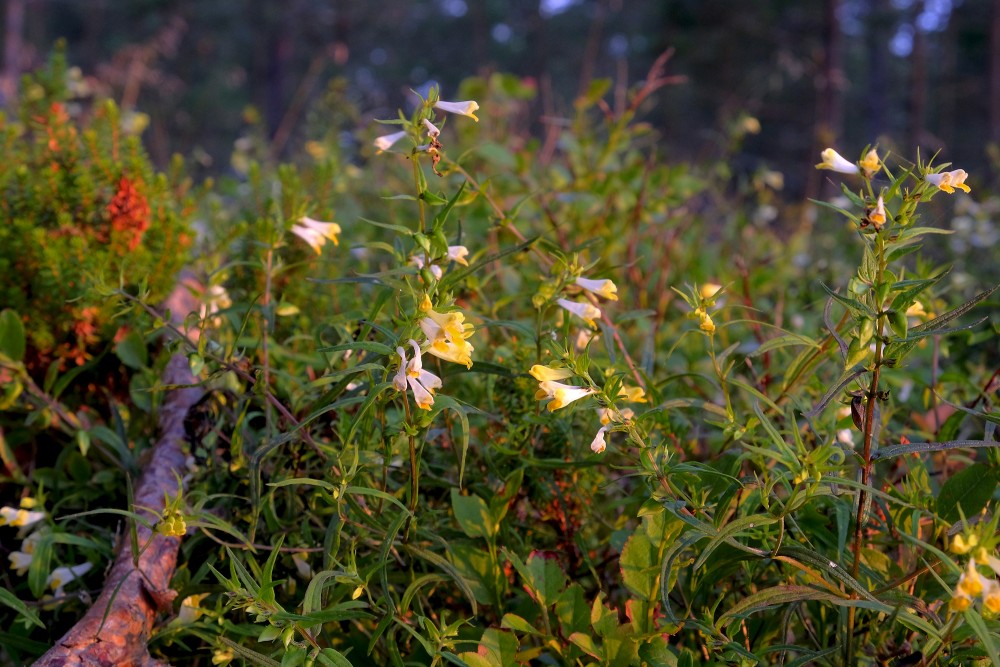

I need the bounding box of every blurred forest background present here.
[1,0,998,200]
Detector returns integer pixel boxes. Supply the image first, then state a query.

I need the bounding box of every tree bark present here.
[1,0,26,108]
[33,354,204,667]
[992,0,1000,144]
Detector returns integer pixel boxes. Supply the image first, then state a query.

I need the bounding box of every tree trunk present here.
[1,0,26,108]
[33,354,204,667]
[991,0,1000,144]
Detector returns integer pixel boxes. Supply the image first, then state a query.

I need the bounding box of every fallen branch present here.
[33,353,204,667]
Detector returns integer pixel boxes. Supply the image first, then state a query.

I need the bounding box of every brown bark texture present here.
[33,354,204,667]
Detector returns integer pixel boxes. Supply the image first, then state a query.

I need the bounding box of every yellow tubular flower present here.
[421,118,441,138]
[985,581,1000,614]
[698,311,716,334]
[556,298,601,328]
[951,591,973,612]
[619,386,647,403]
[9,550,32,575]
[958,560,985,597]
[434,99,480,121]
[536,380,594,411]
[860,149,880,174]
[48,562,93,597]
[925,169,971,194]
[0,506,46,529]
[291,217,341,253]
[598,407,635,425]
[447,246,470,266]
[575,277,619,301]
[374,130,408,153]
[816,148,860,174]
[530,365,573,382]
[700,283,722,300]
[870,196,886,228]
[394,341,442,410]
[952,533,979,555]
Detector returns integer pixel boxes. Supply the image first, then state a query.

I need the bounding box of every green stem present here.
[845,235,887,665]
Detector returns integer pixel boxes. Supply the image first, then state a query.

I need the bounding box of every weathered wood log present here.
[33,353,204,667]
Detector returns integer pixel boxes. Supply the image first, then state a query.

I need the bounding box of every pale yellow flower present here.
[212,648,235,666]
[816,148,860,174]
[421,118,441,138]
[175,593,210,625]
[291,216,341,254]
[859,149,880,174]
[598,407,634,425]
[985,580,1000,614]
[618,386,647,403]
[48,562,93,597]
[700,283,722,300]
[410,254,443,280]
[590,426,609,454]
[394,340,442,410]
[536,380,595,412]
[905,301,929,319]
[9,550,32,575]
[741,116,761,135]
[374,130,408,153]
[951,590,973,612]
[434,99,480,122]
[291,553,312,580]
[529,365,573,382]
[574,328,597,351]
[447,245,469,266]
[557,298,601,328]
[0,506,45,530]
[958,560,985,597]
[952,533,979,555]
[925,169,971,194]
[575,277,618,301]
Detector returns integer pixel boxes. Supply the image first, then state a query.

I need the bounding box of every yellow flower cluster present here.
[419,296,475,368]
[951,537,1000,613]
[158,508,188,537]
[694,307,716,334]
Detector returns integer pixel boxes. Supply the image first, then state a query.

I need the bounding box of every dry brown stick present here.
[33,353,204,667]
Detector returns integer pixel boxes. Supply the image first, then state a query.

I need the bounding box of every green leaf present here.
[432,395,471,486]
[575,78,612,110]
[472,628,519,667]
[506,549,567,608]
[819,282,875,318]
[748,333,820,358]
[887,283,999,360]
[313,648,354,667]
[114,330,148,369]
[964,608,1000,667]
[717,585,845,630]
[937,463,998,523]
[0,309,26,362]
[451,489,496,539]
[554,584,590,637]
[0,588,44,629]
